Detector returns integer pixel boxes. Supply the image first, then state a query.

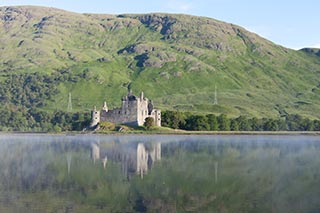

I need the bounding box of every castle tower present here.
[140,91,144,101]
[90,106,100,128]
[154,109,161,127]
[102,101,108,112]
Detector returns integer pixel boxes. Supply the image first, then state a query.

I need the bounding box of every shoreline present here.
[0,131,320,136]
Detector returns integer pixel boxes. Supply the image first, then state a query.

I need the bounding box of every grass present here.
[1,6,320,119]
[95,124,320,136]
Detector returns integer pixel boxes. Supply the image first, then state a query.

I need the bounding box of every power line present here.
[213,85,218,105]
[67,92,73,112]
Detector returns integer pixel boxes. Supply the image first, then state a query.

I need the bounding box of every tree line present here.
[161,111,320,131]
[0,107,91,132]
[1,109,320,132]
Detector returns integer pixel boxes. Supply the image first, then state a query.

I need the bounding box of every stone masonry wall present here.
[101,100,138,126]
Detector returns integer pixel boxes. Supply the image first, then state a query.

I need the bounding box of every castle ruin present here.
[90,91,161,127]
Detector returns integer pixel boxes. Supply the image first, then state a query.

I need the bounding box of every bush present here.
[99,121,116,131]
[144,117,154,130]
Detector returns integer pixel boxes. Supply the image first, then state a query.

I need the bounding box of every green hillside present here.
[1,6,320,119]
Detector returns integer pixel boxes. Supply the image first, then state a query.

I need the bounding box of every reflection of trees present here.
[0,139,131,211]
[129,138,320,212]
[1,136,320,212]
[0,140,88,192]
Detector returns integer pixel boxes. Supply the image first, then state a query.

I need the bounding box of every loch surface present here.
[0,134,320,212]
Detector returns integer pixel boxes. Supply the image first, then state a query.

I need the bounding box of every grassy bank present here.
[95,126,320,136]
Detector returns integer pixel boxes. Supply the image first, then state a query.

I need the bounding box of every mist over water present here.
[0,134,320,212]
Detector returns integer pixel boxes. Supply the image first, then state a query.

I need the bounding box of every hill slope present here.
[1,6,320,118]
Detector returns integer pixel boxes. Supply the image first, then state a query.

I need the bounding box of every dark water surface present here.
[0,134,320,212]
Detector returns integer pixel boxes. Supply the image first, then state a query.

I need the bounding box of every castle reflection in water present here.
[90,141,161,178]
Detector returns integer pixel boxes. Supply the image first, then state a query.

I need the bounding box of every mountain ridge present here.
[0,6,320,119]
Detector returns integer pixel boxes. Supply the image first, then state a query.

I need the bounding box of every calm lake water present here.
[0,134,320,212]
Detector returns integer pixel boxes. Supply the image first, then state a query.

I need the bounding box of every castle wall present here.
[100,99,139,126]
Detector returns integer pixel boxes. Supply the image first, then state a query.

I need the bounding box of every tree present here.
[313,120,320,131]
[250,117,263,131]
[206,114,219,131]
[144,117,154,130]
[161,111,186,129]
[230,119,239,131]
[276,119,288,131]
[286,114,303,131]
[185,115,209,131]
[303,119,314,131]
[236,116,252,131]
[263,119,279,131]
[217,114,230,131]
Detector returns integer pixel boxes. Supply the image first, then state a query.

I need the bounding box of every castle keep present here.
[91,91,161,127]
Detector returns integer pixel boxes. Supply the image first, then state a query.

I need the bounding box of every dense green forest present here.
[0,108,91,132]
[0,71,91,132]
[162,111,320,131]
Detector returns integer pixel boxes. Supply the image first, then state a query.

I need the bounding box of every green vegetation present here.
[162,111,320,131]
[0,71,91,131]
[99,121,116,131]
[1,6,320,130]
[144,117,154,130]
[0,108,91,132]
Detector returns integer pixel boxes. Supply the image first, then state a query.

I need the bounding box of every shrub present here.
[144,117,154,130]
[99,121,116,131]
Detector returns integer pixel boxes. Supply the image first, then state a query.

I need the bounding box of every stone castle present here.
[90,91,161,127]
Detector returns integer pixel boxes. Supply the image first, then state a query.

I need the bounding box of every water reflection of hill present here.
[0,135,320,212]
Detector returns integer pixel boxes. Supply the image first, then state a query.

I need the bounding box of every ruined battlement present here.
[90,91,161,128]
